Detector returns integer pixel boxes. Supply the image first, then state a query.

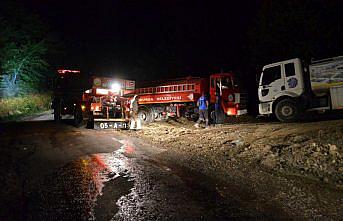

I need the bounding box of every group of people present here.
[127,91,222,130]
[194,91,222,129]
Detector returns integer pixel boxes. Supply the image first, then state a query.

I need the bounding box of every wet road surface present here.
[1,119,272,220]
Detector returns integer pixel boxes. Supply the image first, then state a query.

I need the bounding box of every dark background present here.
[5,1,343,80]
[17,1,343,79]
[20,0,260,81]
[14,0,343,104]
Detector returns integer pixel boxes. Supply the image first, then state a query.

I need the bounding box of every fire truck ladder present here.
[136,83,196,94]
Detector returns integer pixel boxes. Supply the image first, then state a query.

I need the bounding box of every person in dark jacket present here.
[214,92,225,124]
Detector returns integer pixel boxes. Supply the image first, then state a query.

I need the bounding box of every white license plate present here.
[95,122,127,129]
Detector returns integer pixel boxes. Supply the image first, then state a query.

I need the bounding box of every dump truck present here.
[52,69,135,129]
[258,55,343,122]
[133,73,248,124]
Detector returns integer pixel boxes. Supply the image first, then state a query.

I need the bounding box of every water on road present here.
[1,120,269,220]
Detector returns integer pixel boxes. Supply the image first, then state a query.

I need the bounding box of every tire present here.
[138,107,153,124]
[73,107,84,127]
[87,118,94,129]
[53,101,61,122]
[275,99,299,122]
[153,111,162,121]
[152,106,163,121]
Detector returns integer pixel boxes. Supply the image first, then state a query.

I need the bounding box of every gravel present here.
[122,118,343,219]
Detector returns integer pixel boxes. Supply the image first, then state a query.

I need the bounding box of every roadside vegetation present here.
[0,93,51,120]
[0,1,57,121]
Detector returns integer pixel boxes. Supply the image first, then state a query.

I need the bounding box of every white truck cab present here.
[258,56,343,122]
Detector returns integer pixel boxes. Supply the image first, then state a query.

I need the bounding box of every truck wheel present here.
[138,107,153,124]
[153,111,162,121]
[87,118,94,129]
[73,107,84,127]
[152,106,163,121]
[275,99,299,122]
[53,102,61,122]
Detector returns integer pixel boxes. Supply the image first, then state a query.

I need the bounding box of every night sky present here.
[20,0,259,81]
[13,0,343,84]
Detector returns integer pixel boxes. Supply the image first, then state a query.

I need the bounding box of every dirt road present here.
[0,119,275,220]
[125,117,343,219]
[0,115,342,220]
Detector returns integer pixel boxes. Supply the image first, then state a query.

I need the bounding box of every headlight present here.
[111,82,121,92]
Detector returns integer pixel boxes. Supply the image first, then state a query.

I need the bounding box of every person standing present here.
[124,98,131,121]
[214,92,224,124]
[130,95,142,130]
[194,92,209,128]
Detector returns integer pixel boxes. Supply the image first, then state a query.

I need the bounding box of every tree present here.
[0,2,50,97]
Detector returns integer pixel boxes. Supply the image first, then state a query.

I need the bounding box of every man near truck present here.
[194,92,209,128]
[130,95,142,130]
[214,92,225,124]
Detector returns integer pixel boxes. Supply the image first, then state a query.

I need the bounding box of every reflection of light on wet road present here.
[27,137,135,220]
[112,137,136,154]
[28,135,265,220]
[91,137,138,220]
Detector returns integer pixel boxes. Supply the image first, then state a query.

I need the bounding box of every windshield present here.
[232,76,241,87]
[261,65,281,85]
[54,75,89,92]
[220,77,234,89]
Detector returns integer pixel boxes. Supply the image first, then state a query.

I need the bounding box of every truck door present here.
[282,61,304,96]
[258,65,283,102]
[209,76,217,103]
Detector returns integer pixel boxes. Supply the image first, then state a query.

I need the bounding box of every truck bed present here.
[136,77,208,105]
[310,56,343,96]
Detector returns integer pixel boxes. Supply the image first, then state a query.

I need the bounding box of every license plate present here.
[94,121,127,130]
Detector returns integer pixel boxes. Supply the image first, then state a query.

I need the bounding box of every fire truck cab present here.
[209,73,247,117]
[52,69,135,129]
[52,69,88,125]
[85,76,135,129]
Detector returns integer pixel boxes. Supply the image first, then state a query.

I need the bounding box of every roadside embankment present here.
[0,93,51,121]
[132,118,343,186]
[123,118,343,219]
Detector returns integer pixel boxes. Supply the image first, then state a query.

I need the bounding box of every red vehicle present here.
[133,73,247,123]
[52,70,135,129]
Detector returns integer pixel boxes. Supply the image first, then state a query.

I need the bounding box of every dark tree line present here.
[0,1,54,98]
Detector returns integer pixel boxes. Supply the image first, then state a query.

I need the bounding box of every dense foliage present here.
[0,2,50,97]
[0,93,51,120]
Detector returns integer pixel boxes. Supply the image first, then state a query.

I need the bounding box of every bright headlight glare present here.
[111,82,121,92]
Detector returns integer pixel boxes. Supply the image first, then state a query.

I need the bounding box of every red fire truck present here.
[133,72,247,124]
[52,69,135,129]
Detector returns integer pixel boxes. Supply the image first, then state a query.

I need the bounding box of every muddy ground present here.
[122,117,343,219]
[1,112,342,220]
